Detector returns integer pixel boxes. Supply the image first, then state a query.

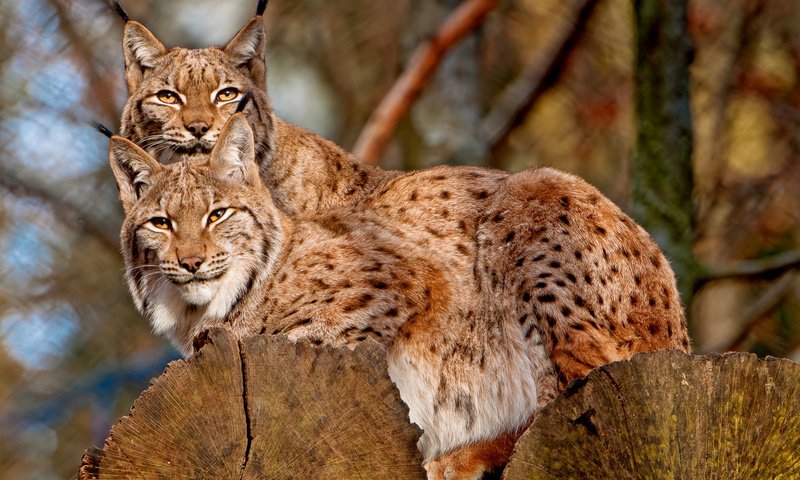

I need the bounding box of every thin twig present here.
[479,0,600,155]
[696,249,800,288]
[353,0,499,165]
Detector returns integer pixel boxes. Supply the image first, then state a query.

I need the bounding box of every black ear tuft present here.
[256,0,268,16]
[111,0,131,22]
[236,92,253,113]
[90,121,115,138]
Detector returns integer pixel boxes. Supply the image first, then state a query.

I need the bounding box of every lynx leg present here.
[423,431,519,480]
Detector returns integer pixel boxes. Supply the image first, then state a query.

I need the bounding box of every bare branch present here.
[722,272,798,352]
[479,0,600,155]
[353,0,499,165]
[697,249,800,287]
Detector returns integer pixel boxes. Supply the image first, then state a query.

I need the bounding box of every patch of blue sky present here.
[2,217,55,284]
[0,303,79,370]
[9,110,105,178]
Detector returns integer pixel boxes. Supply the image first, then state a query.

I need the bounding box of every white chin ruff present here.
[179,281,219,305]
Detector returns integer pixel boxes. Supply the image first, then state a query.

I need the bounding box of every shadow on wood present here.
[78,326,425,479]
[504,350,800,479]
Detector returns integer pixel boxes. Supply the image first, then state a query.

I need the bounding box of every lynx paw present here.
[423,433,517,480]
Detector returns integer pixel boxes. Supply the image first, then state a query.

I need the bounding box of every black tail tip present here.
[112,0,131,22]
[236,92,253,113]
[90,122,115,139]
[256,0,268,16]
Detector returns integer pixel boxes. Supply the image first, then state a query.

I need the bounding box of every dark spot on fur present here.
[493,212,504,223]
[410,191,418,201]
[560,196,570,208]
[648,297,656,307]
[371,280,388,289]
[538,272,553,279]
[574,250,583,260]
[456,244,470,256]
[552,244,563,252]
[584,273,592,284]
[440,191,451,199]
[473,190,489,200]
[571,322,586,331]
[546,315,556,327]
[518,314,528,325]
[561,306,571,317]
[634,275,641,286]
[515,257,525,267]
[532,254,546,262]
[522,292,531,302]
[505,231,516,243]
[538,294,556,303]
[649,323,660,335]
[540,237,550,243]
[630,294,638,305]
[651,255,662,268]
[535,282,547,289]
[566,273,577,283]
[549,261,562,269]
[667,325,673,337]
[558,214,570,225]
[574,295,585,307]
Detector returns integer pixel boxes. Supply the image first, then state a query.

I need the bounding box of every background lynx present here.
[119,6,394,217]
[110,113,688,479]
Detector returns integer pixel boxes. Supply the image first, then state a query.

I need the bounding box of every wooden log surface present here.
[503,350,800,479]
[78,327,799,479]
[79,326,425,479]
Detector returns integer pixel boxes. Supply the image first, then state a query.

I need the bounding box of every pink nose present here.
[179,255,205,273]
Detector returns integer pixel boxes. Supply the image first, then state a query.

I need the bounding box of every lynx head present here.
[119,12,274,167]
[109,113,282,354]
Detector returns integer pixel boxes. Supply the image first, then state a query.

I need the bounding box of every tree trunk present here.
[78,330,799,479]
[504,350,800,479]
[78,327,424,479]
[631,0,700,321]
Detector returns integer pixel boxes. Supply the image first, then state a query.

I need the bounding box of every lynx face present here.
[110,113,281,350]
[120,18,273,165]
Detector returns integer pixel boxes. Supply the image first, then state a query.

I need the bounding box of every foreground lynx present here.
[109,113,689,478]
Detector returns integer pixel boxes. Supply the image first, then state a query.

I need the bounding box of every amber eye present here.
[150,217,172,230]
[216,87,240,102]
[156,90,180,104]
[208,208,228,224]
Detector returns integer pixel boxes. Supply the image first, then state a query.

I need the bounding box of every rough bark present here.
[631,0,700,318]
[503,350,800,479]
[78,327,424,479]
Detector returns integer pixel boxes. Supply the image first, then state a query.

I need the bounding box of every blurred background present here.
[0,0,798,478]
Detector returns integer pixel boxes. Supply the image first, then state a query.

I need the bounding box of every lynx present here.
[117,1,394,216]
[109,113,689,479]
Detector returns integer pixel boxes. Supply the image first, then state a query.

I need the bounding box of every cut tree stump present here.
[503,350,800,479]
[78,328,800,479]
[78,326,425,479]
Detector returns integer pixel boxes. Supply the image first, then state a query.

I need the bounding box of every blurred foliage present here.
[0,0,797,478]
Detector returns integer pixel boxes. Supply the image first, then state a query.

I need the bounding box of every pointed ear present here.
[209,114,260,186]
[122,21,166,93]
[224,17,266,85]
[109,136,163,212]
